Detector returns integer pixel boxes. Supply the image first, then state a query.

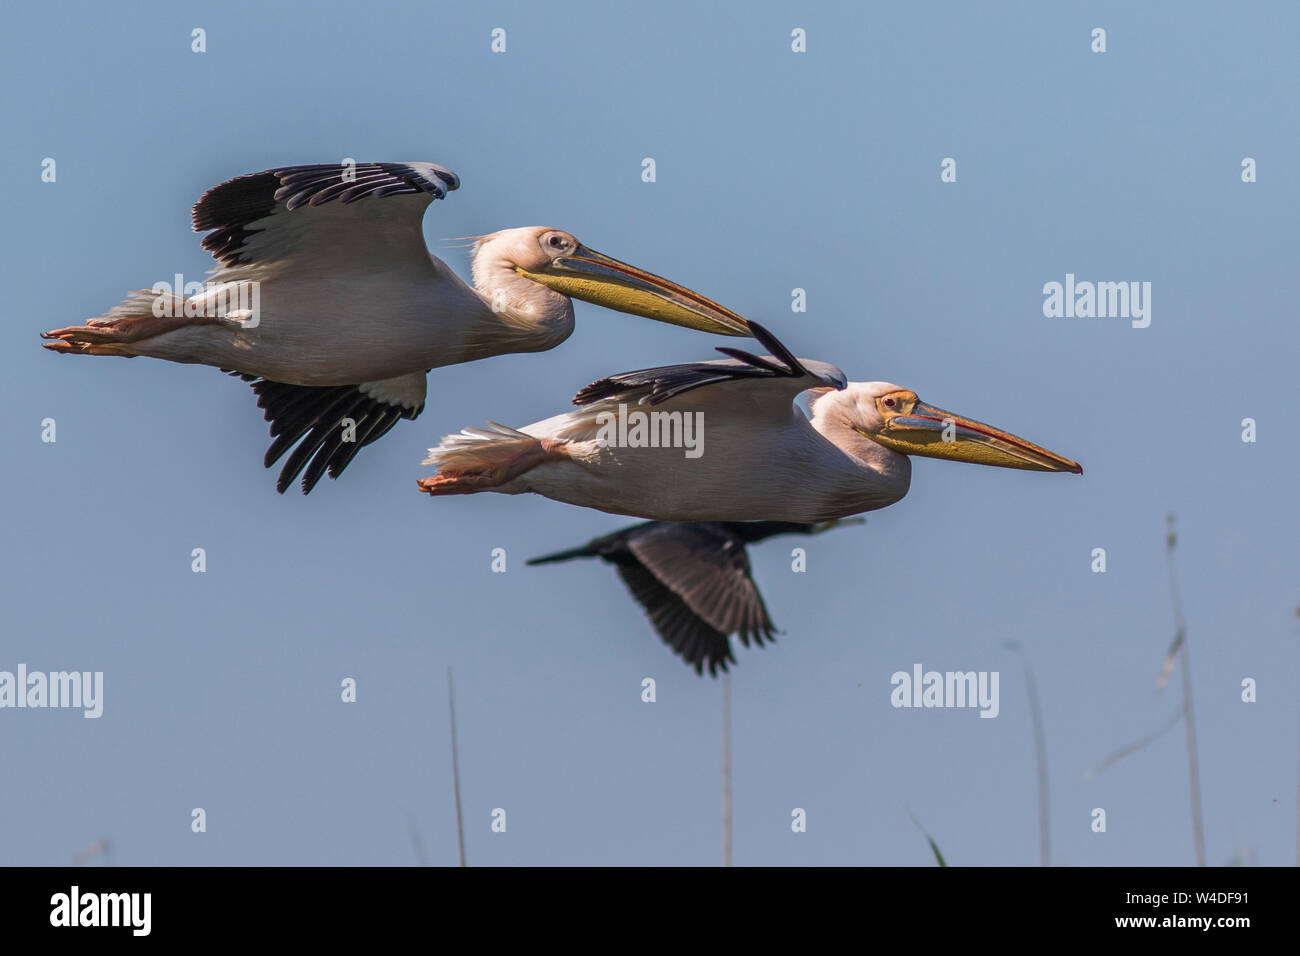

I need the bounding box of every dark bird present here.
[527,518,861,675]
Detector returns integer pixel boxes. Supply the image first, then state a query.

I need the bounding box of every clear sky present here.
[3,0,1296,866]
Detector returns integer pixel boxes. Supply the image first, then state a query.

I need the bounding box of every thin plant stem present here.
[1166,515,1205,867]
[405,810,429,867]
[448,667,466,867]
[1084,708,1183,779]
[1005,641,1049,866]
[1024,658,1050,867]
[722,671,732,868]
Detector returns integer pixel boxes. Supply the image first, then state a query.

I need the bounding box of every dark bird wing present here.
[528,519,863,674]
[624,523,777,647]
[227,369,427,493]
[571,321,845,407]
[613,560,738,676]
[529,522,776,675]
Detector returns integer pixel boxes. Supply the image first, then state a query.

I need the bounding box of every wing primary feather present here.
[712,348,789,375]
[193,162,457,266]
[275,394,369,493]
[572,323,818,408]
[263,388,358,468]
[324,407,401,481]
[298,401,369,493]
[234,374,423,493]
[746,320,807,377]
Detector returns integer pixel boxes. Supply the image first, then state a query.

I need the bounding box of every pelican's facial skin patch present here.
[863,391,1082,475]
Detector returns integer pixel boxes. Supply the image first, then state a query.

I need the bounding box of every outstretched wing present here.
[229,370,427,493]
[193,162,459,270]
[614,560,738,676]
[625,523,777,650]
[572,321,845,407]
[528,519,859,674]
[523,522,737,673]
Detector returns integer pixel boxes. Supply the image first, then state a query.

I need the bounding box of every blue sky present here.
[2,0,1296,866]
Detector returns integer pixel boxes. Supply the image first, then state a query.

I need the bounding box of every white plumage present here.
[420,322,1082,521]
[43,162,751,492]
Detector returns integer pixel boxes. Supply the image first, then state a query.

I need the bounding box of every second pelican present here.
[419,323,1082,521]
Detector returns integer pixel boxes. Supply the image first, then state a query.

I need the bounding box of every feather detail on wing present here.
[193,162,459,267]
[571,321,845,407]
[227,369,427,493]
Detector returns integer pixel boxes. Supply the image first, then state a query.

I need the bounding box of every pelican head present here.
[842,382,1082,474]
[475,227,752,337]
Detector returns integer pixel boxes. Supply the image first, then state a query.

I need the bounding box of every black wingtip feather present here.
[233,376,421,494]
[747,320,801,370]
[712,347,788,375]
[193,162,457,266]
[572,321,817,408]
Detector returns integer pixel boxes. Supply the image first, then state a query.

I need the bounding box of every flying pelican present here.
[41,162,752,493]
[528,519,861,675]
[419,322,1082,520]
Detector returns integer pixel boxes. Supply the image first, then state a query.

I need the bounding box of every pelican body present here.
[420,323,1082,521]
[42,162,751,492]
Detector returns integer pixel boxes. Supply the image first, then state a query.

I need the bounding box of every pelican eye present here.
[547,235,567,249]
[883,397,896,408]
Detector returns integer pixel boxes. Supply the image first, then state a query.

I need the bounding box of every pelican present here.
[528,519,861,675]
[41,162,751,492]
[419,322,1082,520]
